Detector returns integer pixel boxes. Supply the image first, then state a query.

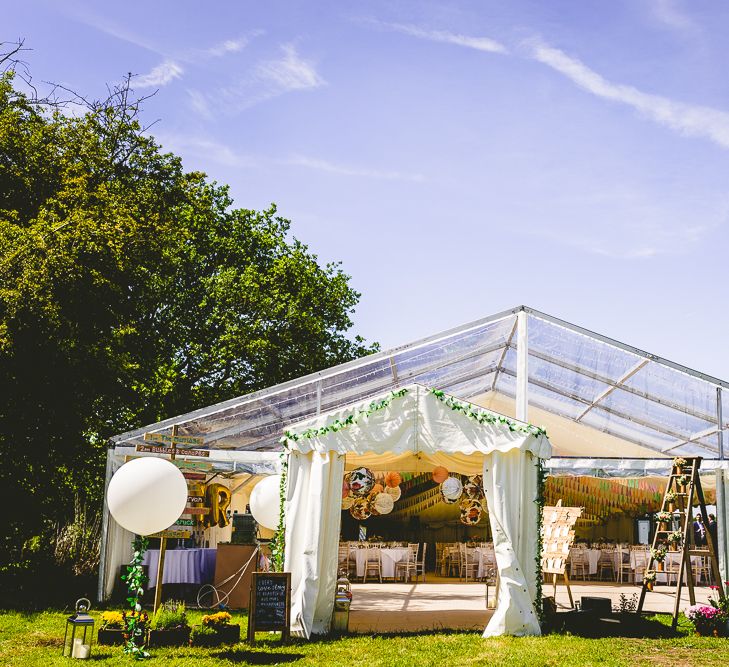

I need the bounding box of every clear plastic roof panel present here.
[112,307,728,459]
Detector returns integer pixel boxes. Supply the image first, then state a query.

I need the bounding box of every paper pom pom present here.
[373,492,394,515]
[432,466,449,484]
[371,483,384,494]
[463,475,484,500]
[385,485,402,502]
[342,478,351,499]
[350,497,371,520]
[385,471,402,488]
[349,467,374,496]
[459,499,483,525]
[341,495,355,510]
[440,476,463,504]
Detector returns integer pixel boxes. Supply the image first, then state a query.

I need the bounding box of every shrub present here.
[190,624,219,647]
[151,600,189,631]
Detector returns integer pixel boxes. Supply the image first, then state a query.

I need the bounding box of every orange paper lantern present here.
[384,471,402,488]
[432,466,449,484]
[371,483,384,494]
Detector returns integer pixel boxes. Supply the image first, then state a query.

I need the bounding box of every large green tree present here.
[0,70,376,568]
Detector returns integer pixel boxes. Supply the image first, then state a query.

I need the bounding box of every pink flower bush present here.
[685,604,723,635]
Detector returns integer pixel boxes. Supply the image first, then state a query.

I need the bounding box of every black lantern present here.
[62,598,94,659]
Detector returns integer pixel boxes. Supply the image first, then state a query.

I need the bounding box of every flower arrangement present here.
[100,611,124,630]
[655,511,672,523]
[677,474,691,489]
[665,491,677,504]
[643,571,657,590]
[651,546,667,562]
[667,531,682,550]
[685,604,723,636]
[201,611,232,628]
[673,457,687,469]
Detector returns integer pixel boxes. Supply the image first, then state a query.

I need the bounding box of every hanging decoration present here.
[385,471,402,488]
[348,467,374,496]
[350,497,371,521]
[385,485,402,501]
[432,466,449,484]
[342,478,350,499]
[459,499,483,525]
[341,495,355,510]
[371,483,384,494]
[440,476,463,504]
[463,475,485,500]
[372,492,395,515]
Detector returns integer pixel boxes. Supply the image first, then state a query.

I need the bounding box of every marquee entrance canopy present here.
[110,306,728,464]
[281,384,551,638]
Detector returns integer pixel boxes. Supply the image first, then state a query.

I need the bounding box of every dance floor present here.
[347,576,713,634]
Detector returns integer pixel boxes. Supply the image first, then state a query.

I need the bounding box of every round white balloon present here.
[249,475,282,530]
[107,457,188,536]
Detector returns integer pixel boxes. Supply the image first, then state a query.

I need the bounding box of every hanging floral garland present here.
[534,458,547,626]
[120,535,150,660]
[269,448,289,573]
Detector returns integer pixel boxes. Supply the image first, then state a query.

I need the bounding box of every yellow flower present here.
[100,611,124,628]
[201,611,232,626]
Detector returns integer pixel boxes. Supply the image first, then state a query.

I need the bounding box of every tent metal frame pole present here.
[97,445,115,602]
[716,387,728,582]
[516,310,528,422]
[718,387,724,461]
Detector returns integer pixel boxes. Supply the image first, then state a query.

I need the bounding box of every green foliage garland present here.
[534,458,547,627]
[269,450,289,573]
[429,388,548,437]
[120,536,150,659]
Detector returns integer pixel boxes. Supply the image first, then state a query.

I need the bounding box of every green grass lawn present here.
[1,608,728,666]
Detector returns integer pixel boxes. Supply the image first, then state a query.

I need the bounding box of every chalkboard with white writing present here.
[247,572,291,642]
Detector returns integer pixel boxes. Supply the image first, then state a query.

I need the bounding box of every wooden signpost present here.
[143,425,210,614]
[247,572,291,643]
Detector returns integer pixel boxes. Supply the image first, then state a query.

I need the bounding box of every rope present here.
[196,546,261,609]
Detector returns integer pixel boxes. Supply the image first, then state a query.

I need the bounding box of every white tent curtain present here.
[282,384,551,638]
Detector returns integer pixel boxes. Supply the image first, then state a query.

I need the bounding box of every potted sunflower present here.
[148,600,191,647]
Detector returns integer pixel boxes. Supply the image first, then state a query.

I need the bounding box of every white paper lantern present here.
[249,475,282,530]
[440,476,463,504]
[107,457,188,536]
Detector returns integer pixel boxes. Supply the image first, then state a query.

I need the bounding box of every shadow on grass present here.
[215,648,305,664]
[551,612,679,639]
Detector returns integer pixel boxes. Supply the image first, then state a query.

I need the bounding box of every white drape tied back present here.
[282,384,551,638]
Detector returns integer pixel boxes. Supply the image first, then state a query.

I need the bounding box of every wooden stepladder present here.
[637,456,725,628]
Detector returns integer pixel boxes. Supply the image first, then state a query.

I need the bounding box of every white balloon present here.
[107,457,188,536]
[249,475,282,530]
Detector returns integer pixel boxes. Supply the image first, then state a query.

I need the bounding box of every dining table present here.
[351,547,411,579]
[142,547,217,588]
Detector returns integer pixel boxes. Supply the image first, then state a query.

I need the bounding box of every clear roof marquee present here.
[112,306,728,461]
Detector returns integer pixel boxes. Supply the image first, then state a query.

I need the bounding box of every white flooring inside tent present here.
[347,577,713,633]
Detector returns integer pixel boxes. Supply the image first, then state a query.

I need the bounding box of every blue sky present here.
[7,0,729,379]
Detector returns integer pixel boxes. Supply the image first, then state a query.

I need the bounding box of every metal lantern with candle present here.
[62,598,94,659]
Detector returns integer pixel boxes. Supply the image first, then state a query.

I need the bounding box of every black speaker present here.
[580,596,612,616]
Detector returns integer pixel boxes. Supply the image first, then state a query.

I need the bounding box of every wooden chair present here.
[460,544,479,582]
[363,545,382,583]
[597,548,616,581]
[338,543,351,577]
[569,548,588,581]
[630,546,649,585]
[415,543,427,582]
[616,545,632,583]
[447,545,461,577]
[395,544,418,582]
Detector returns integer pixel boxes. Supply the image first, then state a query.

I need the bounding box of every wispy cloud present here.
[255,44,326,93]
[650,0,698,34]
[368,19,507,54]
[135,60,184,88]
[283,155,424,182]
[157,135,256,168]
[528,40,729,150]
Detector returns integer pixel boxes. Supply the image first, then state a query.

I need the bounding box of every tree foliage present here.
[0,70,376,568]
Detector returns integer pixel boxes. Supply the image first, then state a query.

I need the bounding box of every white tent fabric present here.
[282,384,551,638]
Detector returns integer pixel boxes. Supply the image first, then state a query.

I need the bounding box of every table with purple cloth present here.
[142,548,217,588]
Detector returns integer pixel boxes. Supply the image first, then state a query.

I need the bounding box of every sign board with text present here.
[144,432,205,447]
[247,572,291,643]
[136,444,210,458]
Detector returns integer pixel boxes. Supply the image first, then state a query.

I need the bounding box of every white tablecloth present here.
[475,547,495,579]
[569,548,602,576]
[142,548,217,588]
[352,547,410,578]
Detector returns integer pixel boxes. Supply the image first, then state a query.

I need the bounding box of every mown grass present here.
[1,608,728,666]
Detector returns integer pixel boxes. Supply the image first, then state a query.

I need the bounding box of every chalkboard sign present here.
[247,572,291,642]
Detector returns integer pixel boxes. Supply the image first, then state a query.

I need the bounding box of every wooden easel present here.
[542,500,582,609]
[636,456,725,629]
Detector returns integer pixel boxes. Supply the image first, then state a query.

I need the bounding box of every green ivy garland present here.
[429,388,548,437]
[534,458,547,627]
[120,535,150,660]
[269,448,289,573]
